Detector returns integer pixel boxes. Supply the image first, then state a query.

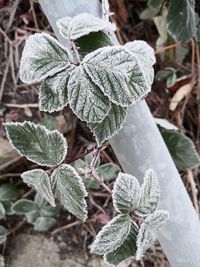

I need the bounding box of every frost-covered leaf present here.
[125,41,155,86]
[91,214,131,255]
[155,118,178,131]
[0,184,20,201]
[145,210,169,231]
[0,203,5,220]
[68,66,111,123]
[166,0,196,42]
[137,169,160,216]
[0,226,7,245]
[21,169,55,207]
[20,33,71,83]
[84,46,149,106]
[12,199,37,214]
[34,217,56,232]
[159,127,200,170]
[112,173,140,214]
[0,256,5,267]
[136,223,156,261]
[4,121,67,167]
[104,222,138,266]
[39,68,73,112]
[56,13,115,40]
[51,164,88,221]
[89,104,127,146]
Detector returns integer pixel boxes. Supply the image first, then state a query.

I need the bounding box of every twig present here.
[0,173,21,179]
[51,220,83,235]
[187,169,199,215]
[155,43,180,54]
[7,218,27,236]
[29,0,39,29]
[0,59,10,103]
[3,103,39,108]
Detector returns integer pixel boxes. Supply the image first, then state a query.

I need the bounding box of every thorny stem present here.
[69,39,81,65]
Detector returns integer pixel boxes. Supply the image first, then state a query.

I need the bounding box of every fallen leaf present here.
[169,83,192,111]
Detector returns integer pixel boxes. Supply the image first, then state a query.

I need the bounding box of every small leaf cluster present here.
[19,13,155,145]
[11,193,59,232]
[91,169,169,266]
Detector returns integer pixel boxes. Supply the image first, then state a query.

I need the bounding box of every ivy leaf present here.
[159,127,200,170]
[0,226,7,245]
[84,46,149,106]
[21,169,55,207]
[12,199,37,214]
[137,169,160,216]
[104,222,138,266]
[90,214,131,255]
[145,210,169,231]
[89,104,127,146]
[4,121,67,167]
[19,33,71,83]
[0,203,5,219]
[136,223,155,261]
[56,13,115,40]
[68,66,111,123]
[0,184,20,201]
[39,68,73,113]
[51,164,88,222]
[166,0,196,41]
[112,172,140,214]
[34,217,56,232]
[125,40,155,86]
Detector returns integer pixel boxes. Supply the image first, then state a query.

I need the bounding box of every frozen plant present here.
[3,12,169,266]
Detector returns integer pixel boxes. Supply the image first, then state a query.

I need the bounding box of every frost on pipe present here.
[39,0,200,266]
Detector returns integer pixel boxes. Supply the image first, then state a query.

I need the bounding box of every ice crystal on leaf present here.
[56,13,116,40]
[19,33,71,84]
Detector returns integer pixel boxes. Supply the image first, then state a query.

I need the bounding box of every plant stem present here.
[70,40,81,65]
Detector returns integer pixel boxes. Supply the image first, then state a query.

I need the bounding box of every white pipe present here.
[39,1,200,266]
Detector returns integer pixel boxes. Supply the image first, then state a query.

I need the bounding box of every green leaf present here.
[156,67,177,87]
[4,121,67,167]
[84,46,149,107]
[41,206,60,218]
[97,163,120,182]
[148,0,163,8]
[0,226,7,245]
[89,104,127,146]
[1,201,13,215]
[12,199,37,214]
[104,222,138,266]
[34,193,46,208]
[0,203,5,219]
[51,164,88,221]
[75,31,113,58]
[21,169,55,207]
[19,33,71,83]
[137,169,160,216]
[34,217,56,232]
[90,214,131,255]
[39,68,73,113]
[56,13,115,40]
[40,116,56,131]
[159,127,200,170]
[0,184,20,201]
[26,211,40,223]
[166,0,196,41]
[112,172,140,214]
[68,66,111,123]
[0,256,5,267]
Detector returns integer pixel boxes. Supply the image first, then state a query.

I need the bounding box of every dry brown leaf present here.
[169,83,192,111]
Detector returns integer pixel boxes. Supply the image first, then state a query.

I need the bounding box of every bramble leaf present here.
[56,13,115,40]
[112,172,140,214]
[166,0,196,42]
[21,169,55,207]
[137,169,160,216]
[12,199,37,214]
[89,104,127,145]
[90,214,131,255]
[0,184,20,201]
[39,68,74,112]
[34,217,56,232]
[68,66,111,123]
[19,33,71,83]
[84,46,149,106]
[145,210,169,231]
[4,121,67,167]
[51,164,88,221]
[104,222,138,266]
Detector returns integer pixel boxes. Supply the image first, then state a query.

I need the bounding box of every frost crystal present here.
[56,13,116,40]
[19,33,71,83]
